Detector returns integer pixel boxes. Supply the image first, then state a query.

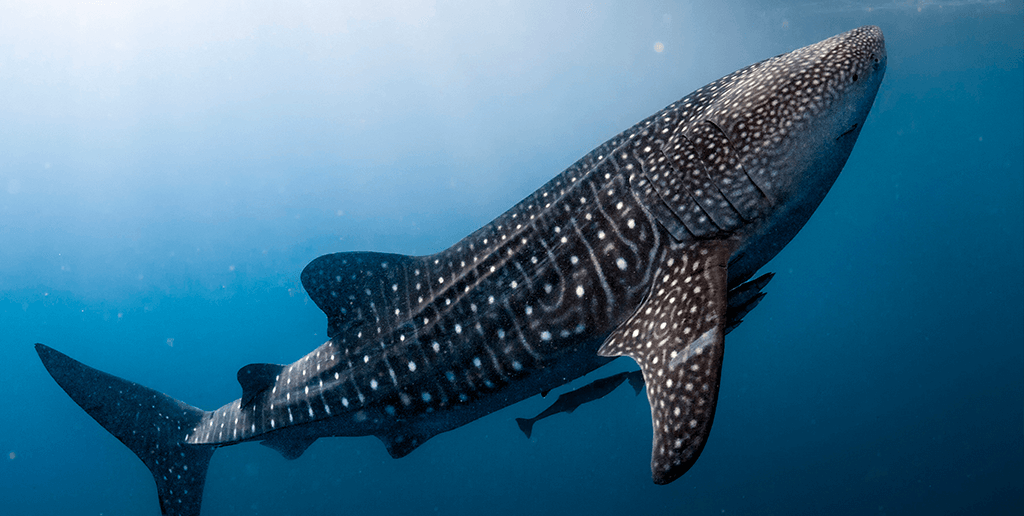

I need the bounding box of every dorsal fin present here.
[237,363,285,407]
[300,251,420,343]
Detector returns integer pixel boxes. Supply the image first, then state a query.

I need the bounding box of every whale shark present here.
[36,26,885,515]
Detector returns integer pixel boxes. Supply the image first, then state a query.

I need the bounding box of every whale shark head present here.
[602,26,886,484]
[694,25,887,283]
[727,26,887,203]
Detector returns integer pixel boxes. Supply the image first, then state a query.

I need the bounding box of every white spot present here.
[370,379,378,390]
[576,285,585,297]
[408,361,417,372]
[473,357,482,367]
[616,257,627,270]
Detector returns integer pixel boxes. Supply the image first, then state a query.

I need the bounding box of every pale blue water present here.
[2,1,1021,515]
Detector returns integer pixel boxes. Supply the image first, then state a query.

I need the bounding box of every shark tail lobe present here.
[35,344,214,516]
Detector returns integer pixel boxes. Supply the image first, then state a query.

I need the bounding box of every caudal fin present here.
[625,370,645,396]
[35,344,214,516]
[515,417,535,438]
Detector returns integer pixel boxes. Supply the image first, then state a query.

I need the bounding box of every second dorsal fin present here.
[237,363,285,407]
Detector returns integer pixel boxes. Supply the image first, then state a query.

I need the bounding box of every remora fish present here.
[515,370,646,438]
[35,26,885,516]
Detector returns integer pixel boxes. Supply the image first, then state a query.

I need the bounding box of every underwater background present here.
[1,1,1021,514]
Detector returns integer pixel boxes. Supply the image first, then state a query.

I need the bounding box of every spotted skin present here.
[35,26,886,516]
[598,241,731,484]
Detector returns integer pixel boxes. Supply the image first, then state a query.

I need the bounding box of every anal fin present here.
[261,435,317,460]
[598,241,731,484]
[377,428,433,459]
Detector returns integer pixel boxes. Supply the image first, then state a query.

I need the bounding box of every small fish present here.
[516,370,646,438]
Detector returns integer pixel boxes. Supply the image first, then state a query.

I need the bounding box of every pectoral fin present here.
[598,241,731,484]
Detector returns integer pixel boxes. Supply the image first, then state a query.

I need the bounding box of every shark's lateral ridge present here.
[36,26,885,515]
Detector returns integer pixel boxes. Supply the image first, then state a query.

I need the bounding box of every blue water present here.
[2,1,1021,515]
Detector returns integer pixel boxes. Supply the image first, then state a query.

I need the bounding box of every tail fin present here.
[625,370,645,396]
[35,344,214,516]
[515,417,535,439]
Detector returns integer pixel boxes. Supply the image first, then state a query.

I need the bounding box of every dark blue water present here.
[2,1,1021,515]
